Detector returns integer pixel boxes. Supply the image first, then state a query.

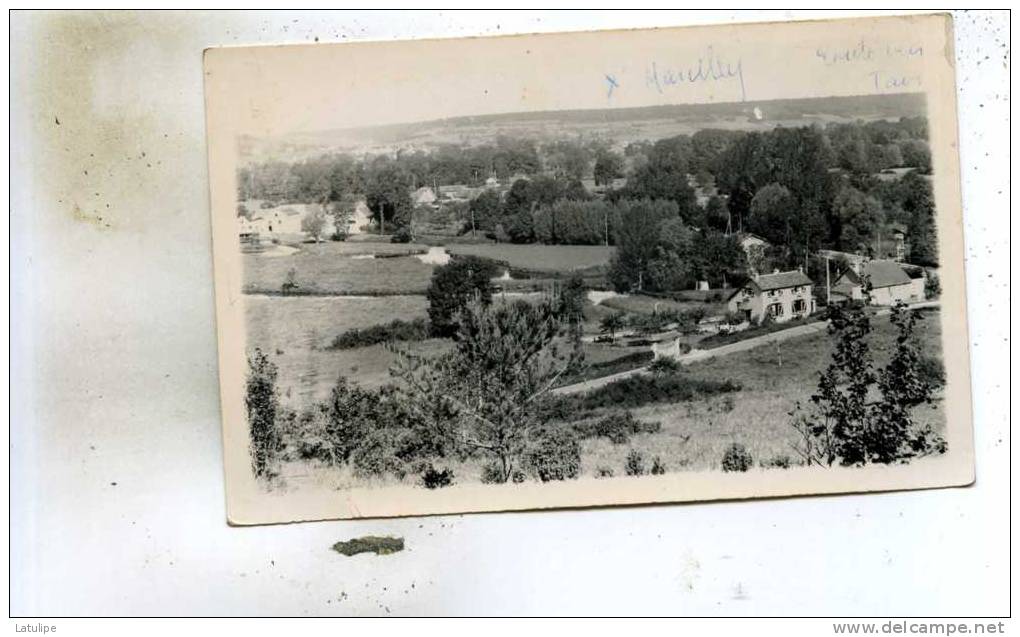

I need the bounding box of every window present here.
[793,299,806,314]
[768,303,784,317]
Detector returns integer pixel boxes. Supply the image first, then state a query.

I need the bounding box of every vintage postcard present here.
[204,13,973,524]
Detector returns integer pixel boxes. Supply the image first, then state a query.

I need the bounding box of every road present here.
[552,301,940,396]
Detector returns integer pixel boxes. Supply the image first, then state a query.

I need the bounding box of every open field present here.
[599,293,723,316]
[447,244,615,273]
[245,294,432,403]
[576,307,945,474]
[243,241,617,295]
[243,242,435,295]
[269,306,946,489]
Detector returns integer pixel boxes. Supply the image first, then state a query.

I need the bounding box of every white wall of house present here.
[870,282,924,306]
[728,284,813,324]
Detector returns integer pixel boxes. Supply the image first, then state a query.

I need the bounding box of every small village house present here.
[411,186,438,207]
[832,259,926,306]
[726,269,815,324]
[736,232,770,274]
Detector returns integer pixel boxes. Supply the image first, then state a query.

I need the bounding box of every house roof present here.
[736,232,769,245]
[860,260,913,288]
[753,270,813,291]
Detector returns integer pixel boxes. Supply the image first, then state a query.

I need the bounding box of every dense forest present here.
[238,115,938,291]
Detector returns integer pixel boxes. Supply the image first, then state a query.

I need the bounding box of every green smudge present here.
[332,536,404,557]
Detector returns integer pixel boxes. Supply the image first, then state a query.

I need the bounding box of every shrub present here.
[625,449,646,476]
[762,454,792,469]
[648,357,682,375]
[555,373,741,415]
[420,465,455,489]
[481,461,525,484]
[328,318,429,350]
[246,348,281,478]
[281,268,299,294]
[721,443,753,472]
[525,427,581,482]
[350,429,406,480]
[595,466,615,478]
[480,461,504,484]
[924,271,941,299]
[650,456,667,475]
[917,354,946,389]
[391,226,413,243]
[573,411,660,444]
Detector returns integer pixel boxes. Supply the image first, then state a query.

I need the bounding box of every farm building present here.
[411,186,438,206]
[831,259,926,306]
[726,269,815,324]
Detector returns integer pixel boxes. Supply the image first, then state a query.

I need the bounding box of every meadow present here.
[242,241,618,295]
[267,297,945,490]
[575,307,945,474]
[243,241,435,295]
[447,244,616,273]
[245,294,433,403]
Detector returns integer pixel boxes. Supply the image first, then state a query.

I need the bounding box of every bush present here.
[762,454,792,469]
[721,443,753,472]
[481,461,525,484]
[648,357,682,375]
[625,449,646,476]
[554,372,741,416]
[420,465,455,489]
[924,271,941,299]
[281,268,299,294]
[350,429,407,480]
[328,318,429,350]
[573,411,660,444]
[595,466,615,478]
[917,354,946,388]
[391,226,413,243]
[525,427,581,482]
[650,456,667,475]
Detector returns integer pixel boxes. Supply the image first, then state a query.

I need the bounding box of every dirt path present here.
[553,301,940,395]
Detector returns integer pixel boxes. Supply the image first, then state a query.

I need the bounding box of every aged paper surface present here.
[204,13,972,524]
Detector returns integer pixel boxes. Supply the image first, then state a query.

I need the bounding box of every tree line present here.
[239,116,938,281]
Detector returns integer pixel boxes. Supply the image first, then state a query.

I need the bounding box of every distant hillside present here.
[240,92,926,162]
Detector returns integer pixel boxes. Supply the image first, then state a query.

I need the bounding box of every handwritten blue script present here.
[645,48,746,101]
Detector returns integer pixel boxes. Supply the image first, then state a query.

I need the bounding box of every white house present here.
[832,259,925,306]
[412,186,438,206]
[726,269,815,324]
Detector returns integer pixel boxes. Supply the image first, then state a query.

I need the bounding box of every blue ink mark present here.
[605,74,619,99]
[644,46,746,101]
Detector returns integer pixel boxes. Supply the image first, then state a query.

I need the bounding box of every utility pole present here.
[825,255,831,306]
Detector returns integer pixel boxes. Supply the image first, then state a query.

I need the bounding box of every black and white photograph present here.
[11,8,1009,621]
[204,14,973,524]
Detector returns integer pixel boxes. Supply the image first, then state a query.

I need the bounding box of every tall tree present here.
[393,300,579,483]
[246,349,280,478]
[365,161,413,233]
[425,256,501,337]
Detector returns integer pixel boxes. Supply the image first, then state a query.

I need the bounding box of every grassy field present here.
[245,294,433,403]
[599,293,722,316]
[243,241,435,295]
[243,241,616,295]
[271,307,946,489]
[447,244,615,273]
[576,308,946,475]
